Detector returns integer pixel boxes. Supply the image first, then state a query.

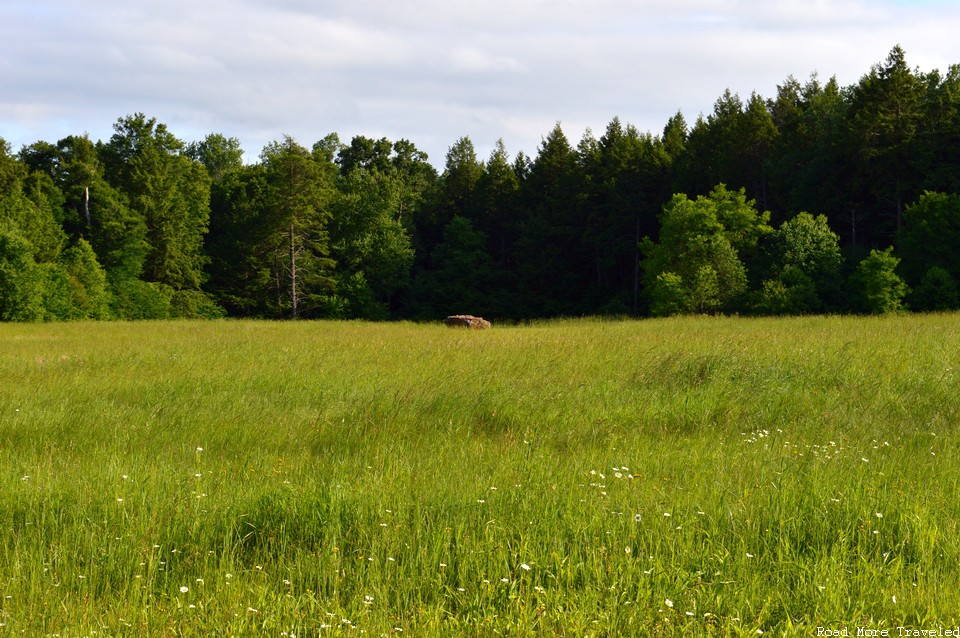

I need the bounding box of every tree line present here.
[1,46,959,322]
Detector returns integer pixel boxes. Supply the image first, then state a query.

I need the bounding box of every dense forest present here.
[2,46,959,322]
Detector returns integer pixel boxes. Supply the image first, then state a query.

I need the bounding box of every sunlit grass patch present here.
[1,314,959,635]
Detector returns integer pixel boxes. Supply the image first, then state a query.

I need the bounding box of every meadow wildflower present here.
[180,586,189,593]
[665,599,674,608]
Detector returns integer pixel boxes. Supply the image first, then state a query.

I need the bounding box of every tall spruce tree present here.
[100,114,212,293]
[260,136,337,319]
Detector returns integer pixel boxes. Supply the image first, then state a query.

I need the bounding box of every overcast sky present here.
[2,0,959,167]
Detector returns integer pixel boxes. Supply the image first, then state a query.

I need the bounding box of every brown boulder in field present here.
[444,315,491,329]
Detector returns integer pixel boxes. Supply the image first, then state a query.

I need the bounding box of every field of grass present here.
[1,315,959,636]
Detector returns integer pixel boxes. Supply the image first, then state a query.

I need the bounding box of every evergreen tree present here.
[473,139,520,269]
[848,46,927,242]
[513,123,590,316]
[580,118,670,314]
[408,216,502,319]
[260,136,337,319]
[203,163,272,315]
[1,140,66,263]
[101,114,212,292]
[40,135,149,283]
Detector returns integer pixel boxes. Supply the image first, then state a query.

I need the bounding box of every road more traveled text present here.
[816,628,960,637]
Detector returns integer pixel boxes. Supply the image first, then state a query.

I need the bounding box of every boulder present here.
[444,315,491,329]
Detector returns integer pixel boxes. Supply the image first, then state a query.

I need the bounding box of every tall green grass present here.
[1,315,959,635]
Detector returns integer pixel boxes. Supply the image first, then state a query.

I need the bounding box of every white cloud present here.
[2,0,959,165]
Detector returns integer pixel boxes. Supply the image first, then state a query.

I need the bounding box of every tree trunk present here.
[289,224,298,320]
[83,187,91,227]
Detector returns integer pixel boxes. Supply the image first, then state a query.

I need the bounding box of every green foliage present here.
[850,247,910,314]
[203,164,271,315]
[848,45,927,234]
[38,262,73,320]
[184,133,245,182]
[0,228,45,321]
[409,216,503,319]
[59,238,112,319]
[579,119,671,314]
[101,114,211,291]
[109,278,174,319]
[43,135,150,282]
[911,266,959,311]
[752,265,820,315]
[260,136,337,319]
[0,150,66,263]
[761,212,843,310]
[688,264,722,314]
[767,212,842,277]
[674,91,778,205]
[329,169,415,318]
[328,270,379,319]
[170,289,226,319]
[512,123,592,316]
[473,139,520,268]
[641,185,763,315]
[649,271,688,316]
[898,191,960,285]
[6,44,960,324]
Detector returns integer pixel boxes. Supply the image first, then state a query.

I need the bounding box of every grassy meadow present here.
[1,315,960,636]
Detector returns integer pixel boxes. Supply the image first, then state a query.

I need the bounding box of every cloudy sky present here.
[2,0,959,166]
